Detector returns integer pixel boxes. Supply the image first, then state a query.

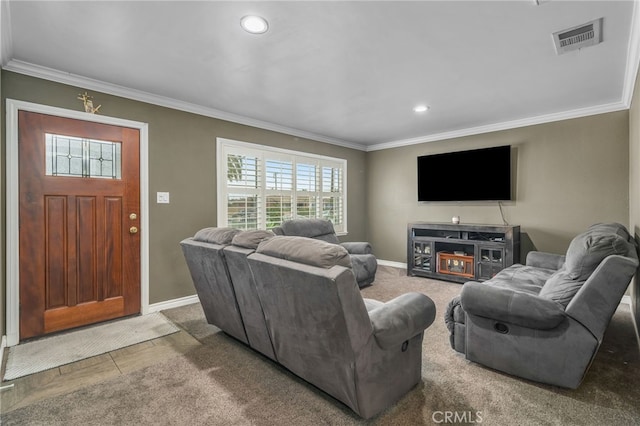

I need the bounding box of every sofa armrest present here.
[525,251,566,270]
[341,242,373,255]
[461,282,566,330]
[369,293,436,349]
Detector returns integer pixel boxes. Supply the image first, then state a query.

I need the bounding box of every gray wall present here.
[629,65,640,341]
[0,71,367,318]
[367,111,630,263]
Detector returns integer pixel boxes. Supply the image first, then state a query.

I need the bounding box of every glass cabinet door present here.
[413,241,433,272]
[478,247,504,280]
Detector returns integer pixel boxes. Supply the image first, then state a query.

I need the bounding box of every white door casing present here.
[5,99,150,346]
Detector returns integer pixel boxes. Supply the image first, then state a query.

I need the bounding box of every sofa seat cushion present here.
[231,229,275,249]
[461,282,566,329]
[256,236,351,269]
[193,227,241,245]
[565,223,632,281]
[484,264,556,296]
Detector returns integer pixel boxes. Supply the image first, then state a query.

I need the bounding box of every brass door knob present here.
[129,226,138,234]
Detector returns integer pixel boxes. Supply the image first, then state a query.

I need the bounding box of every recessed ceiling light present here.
[413,105,430,113]
[241,15,269,34]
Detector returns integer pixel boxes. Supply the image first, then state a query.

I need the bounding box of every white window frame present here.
[216,138,347,234]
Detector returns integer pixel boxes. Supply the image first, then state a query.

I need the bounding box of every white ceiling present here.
[1,1,639,151]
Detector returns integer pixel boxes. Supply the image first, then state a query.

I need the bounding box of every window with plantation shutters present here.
[217,138,347,233]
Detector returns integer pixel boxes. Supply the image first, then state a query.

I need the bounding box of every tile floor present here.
[0,328,200,414]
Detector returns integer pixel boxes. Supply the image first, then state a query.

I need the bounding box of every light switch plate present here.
[157,192,170,204]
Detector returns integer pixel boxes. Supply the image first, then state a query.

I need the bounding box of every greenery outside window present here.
[217,138,347,233]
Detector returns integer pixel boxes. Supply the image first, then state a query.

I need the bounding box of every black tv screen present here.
[417,145,512,202]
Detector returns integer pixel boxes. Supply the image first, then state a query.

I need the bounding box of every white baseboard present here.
[147,294,200,313]
[0,335,6,370]
[630,297,640,351]
[377,259,407,269]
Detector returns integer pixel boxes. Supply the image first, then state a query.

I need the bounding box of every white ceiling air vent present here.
[552,18,603,55]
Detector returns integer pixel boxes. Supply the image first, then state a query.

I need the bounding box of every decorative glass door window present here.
[45,133,122,179]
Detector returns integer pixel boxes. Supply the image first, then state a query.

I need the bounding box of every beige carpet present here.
[1,266,639,425]
[3,313,179,381]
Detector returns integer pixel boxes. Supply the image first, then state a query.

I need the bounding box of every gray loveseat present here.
[181,228,436,418]
[272,218,378,287]
[445,223,638,388]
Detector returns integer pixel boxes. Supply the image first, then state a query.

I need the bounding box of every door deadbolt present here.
[129,226,138,234]
[129,213,137,220]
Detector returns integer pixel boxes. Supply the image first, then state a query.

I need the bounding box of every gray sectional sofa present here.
[445,223,639,388]
[180,228,436,419]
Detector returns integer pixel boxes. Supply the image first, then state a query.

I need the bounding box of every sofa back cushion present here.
[246,250,367,409]
[540,223,635,306]
[274,219,340,244]
[538,269,585,307]
[231,229,274,249]
[256,235,351,269]
[564,223,632,281]
[193,227,241,245]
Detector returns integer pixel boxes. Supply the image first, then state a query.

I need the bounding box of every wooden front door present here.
[19,111,141,340]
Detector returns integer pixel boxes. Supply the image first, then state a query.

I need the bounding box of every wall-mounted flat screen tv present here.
[417,145,512,202]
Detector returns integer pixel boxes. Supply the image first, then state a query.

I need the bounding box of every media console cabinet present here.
[407,222,520,283]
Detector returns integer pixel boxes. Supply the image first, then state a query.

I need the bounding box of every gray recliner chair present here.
[272,218,377,287]
[247,235,436,419]
[445,223,639,388]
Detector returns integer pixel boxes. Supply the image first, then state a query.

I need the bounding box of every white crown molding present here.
[4,18,639,156]
[371,2,640,153]
[0,0,13,67]
[367,101,629,152]
[622,0,640,108]
[2,59,368,152]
